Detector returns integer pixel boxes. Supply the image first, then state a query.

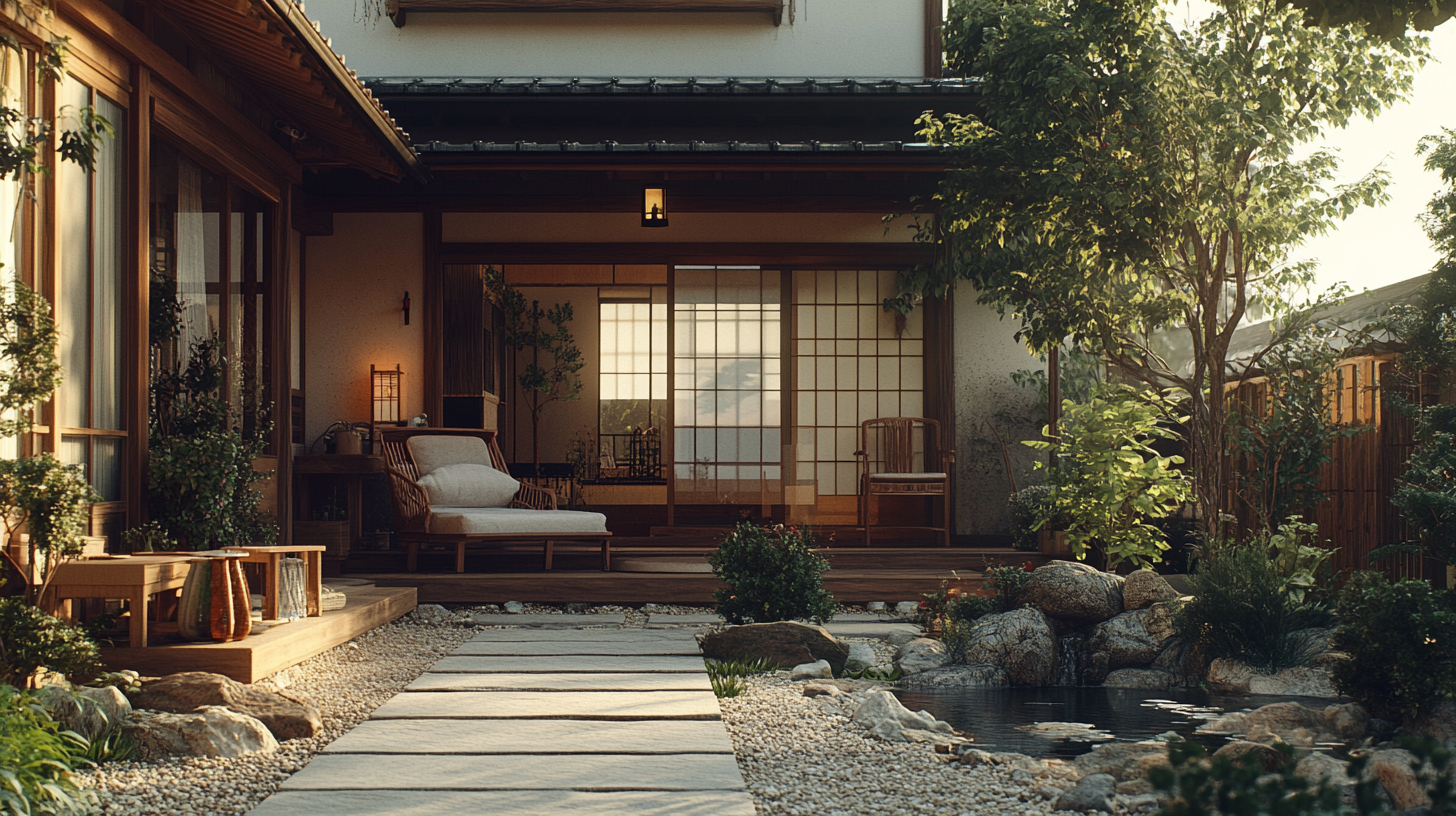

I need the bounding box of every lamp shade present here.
[642,187,668,228]
[371,364,402,424]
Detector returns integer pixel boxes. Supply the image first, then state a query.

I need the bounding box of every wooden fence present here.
[1225,355,1448,582]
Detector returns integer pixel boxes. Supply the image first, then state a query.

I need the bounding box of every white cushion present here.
[869,472,948,481]
[427,507,609,536]
[417,463,520,508]
[408,435,494,477]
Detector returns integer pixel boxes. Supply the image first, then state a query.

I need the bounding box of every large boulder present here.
[1197,701,1367,746]
[1206,658,1336,698]
[36,685,132,740]
[1123,570,1178,610]
[698,621,850,673]
[1055,773,1116,813]
[123,706,279,760]
[130,672,322,741]
[1364,749,1432,811]
[1143,600,1182,645]
[845,643,878,673]
[1103,668,1175,689]
[1022,561,1124,623]
[852,690,956,743]
[894,638,951,675]
[964,607,1058,686]
[900,664,1010,688]
[1213,740,1286,773]
[1411,699,1456,749]
[1073,741,1171,782]
[1091,609,1161,669]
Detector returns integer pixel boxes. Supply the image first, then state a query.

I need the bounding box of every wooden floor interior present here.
[99,584,417,683]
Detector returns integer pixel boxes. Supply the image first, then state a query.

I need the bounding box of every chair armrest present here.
[940,450,956,470]
[512,481,559,510]
[385,466,430,531]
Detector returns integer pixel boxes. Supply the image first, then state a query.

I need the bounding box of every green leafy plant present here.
[983,562,1033,611]
[705,657,777,699]
[120,522,175,554]
[0,598,101,688]
[0,455,99,606]
[840,665,902,681]
[1332,573,1456,722]
[0,684,99,816]
[707,523,837,625]
[1008,485,1055,552]
[1262,517,1336,604]
[78,721,135,764]
[1025,384,1194,570]
[1174,540,1335,673]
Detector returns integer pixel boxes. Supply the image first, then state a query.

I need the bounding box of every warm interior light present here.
[642,187,668,228]
[371,364,403,424]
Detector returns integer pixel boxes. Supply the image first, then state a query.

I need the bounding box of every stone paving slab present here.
[407,672,712,692]
[823,622,922,639]
[322,719,735,755]
[250,790,756,816]
[454,640,700,656]
[373,690,723,720]
[644,613,722,627]
[280,753,747,791]
[833,612,915,622]
[469,628,693,642]
[430,655,708,673]
[473,613,628,627]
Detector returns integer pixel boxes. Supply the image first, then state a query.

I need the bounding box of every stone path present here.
[247,627,754,816]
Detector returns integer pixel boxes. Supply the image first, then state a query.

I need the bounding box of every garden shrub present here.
[707,523,837,624]
[1332,573,1456,722]
[984,563,1033,611]
[1008,485,1055,552]
[0,598,101,688]
[1174,540,1335,672]
[0,684,99,815]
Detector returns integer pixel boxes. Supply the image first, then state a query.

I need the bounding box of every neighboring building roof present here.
[365,76,980,96]
[1224,273,1434,361]
[151,0,426,182]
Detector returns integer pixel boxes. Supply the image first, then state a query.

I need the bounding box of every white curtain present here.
[175,154,211,363]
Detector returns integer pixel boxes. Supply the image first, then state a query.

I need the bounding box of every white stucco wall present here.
[309,1,928,78]
[952,285,1045,537]
[303,213,424,445]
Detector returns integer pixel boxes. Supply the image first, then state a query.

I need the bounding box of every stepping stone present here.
[833,612,911,622]
[372,690,723,720]
[323,719,735,755]
[645,613,722,627]
[430,655,708,674]
[823,622,922,640]
[453,641,700,656]
[470,628,693,642]
[280,753,747,792]
[473,613,627,627]
[250,789,756,816]
[407,672,712,692]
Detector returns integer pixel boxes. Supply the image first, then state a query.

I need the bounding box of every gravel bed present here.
[721,672,1062,816]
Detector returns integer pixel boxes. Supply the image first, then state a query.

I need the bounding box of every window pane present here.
[93,436,123,502]
[92,95,125,431]
[58,78,91,429]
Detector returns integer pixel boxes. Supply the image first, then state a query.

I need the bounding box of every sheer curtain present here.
[175,154,212,364]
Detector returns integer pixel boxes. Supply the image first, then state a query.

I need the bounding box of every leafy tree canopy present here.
[1282,0,1452,38]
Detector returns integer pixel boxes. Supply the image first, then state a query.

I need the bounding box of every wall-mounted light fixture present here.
[371,364,403,425]
[641,187,668,228]
[402,290,412,325]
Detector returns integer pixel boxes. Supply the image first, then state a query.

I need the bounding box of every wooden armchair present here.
[379,427,611,572]
[855,417,955,547]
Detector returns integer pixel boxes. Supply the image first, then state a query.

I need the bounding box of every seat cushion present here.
[408,435,494,477]
[869,472,948,481]
[427,507,609,536]
[417,463,520,508]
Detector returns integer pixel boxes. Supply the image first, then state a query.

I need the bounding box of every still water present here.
[894,686,1302,758]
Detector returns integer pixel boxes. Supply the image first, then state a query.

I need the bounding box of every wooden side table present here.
[227,545,326,620]
[42,556,194,648]
[293,454,387,561]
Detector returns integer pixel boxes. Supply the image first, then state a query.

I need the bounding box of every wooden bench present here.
[380,428,612,572]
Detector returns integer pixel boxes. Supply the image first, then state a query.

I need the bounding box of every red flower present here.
[1024,562,1034,572]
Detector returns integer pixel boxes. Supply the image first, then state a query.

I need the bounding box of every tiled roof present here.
[415,140,940,154]
[366,77,979,97]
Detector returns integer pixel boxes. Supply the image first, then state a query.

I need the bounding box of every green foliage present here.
[1010,345,1108,415]
[0,684,99,816]
[146,334,276,551]
[709,674,746,698]
[983,563,1033,611]
[1332,573,1456,721]
[1174,540,1335,672]
[1262,517,1337,604]
[1228,332,1369,535]
[77,721,135,765]
[707,523,837,625]
[1025,384,1194,570]
[0,455,100,606]
[704,657,776,698]
[1,36,113,183]
[1388,405,1456,565]
[119,522,175,554]
[0,598,100,689]
[913,0,1425,539]
[481,266,585,472]
[0,278,61,438]
[840,665,902,681]
[1009,485,1055,551]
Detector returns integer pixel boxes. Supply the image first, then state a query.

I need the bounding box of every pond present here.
[893,686,1310,758]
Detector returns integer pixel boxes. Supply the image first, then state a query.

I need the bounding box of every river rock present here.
[1023,561,1124,623]
[124,706,279,760]
[1073,741,1171,781]
[801,681,842,697]
[845,643,877,673]
[900,664,1009,688]
[130,671,322,741]
[956,747,1045,773]
[1206,658,1337,698]
[1297,751,1352,786]
[36,685,132,739]
[1213,740,1286,772]
[1411,699,1456,749]
[1365,749,1432,811]
[789,660,833,680]
[699,621,850,673]
[894,601,920,616]
[852,690,955,743]
[1197,701,1367,745]
[503,601,524,613]
[886,629,919,648]
[1103,668,1175,689]
[1143,600,1181,645]
[1123,570,1178,610]
[1054,773,1116,813]
[894,638,950,675]
[964,607,1057,686]
[1092,609,1160,669]
[866,601,886,612]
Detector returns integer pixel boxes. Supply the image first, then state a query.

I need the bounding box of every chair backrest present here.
[860,417,940,475]
[379,427,507,480]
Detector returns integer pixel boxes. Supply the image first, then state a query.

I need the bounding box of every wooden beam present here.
[924,0,944,79]
[390,0,784,26]
[125,64,151,527]
[440,242,934,266]
[305,194,926,214]
[424,212,444,426]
